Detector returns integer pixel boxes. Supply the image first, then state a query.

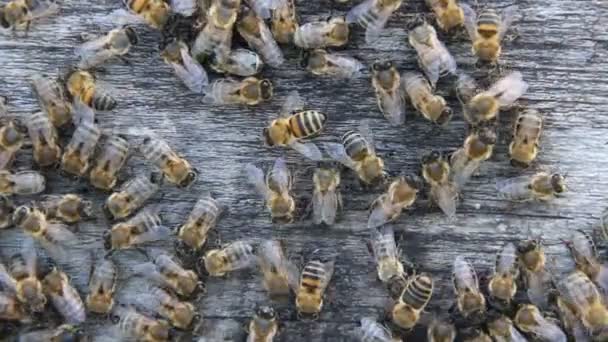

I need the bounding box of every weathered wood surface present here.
[0,0,607,340]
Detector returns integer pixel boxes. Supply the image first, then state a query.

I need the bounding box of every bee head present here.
[12,206,30,228]
[551,174,566,193]
[179,168,198,188]
[478,127,497,145]
[403,174,424,190]
[422,150,441,165]
[124,26,139,45]
[509,158,529,168]
[371,61,392,72]
[78,199,94,219]
[436,106,453,126]
[256,305,276,320]
[102,230,112,250]
[299,50,311,68]
[259,79,273,101]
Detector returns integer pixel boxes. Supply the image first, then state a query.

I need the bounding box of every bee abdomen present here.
[227,241,254,263]
[477,10,500,27]
[93,93,117,111]
[194,197,220,221]
[301,261,327,288]
[342,130,369,160]
[402,274,433,310]
[289,110,326,138]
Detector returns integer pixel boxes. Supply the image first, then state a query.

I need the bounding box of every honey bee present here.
[123,0,171,29]
[0,118,26,170]
[449,127,496,189]
[129,287,197,329]
[177,195,222,251]
[42,268,86,324]
[237,7,285,68]
[60,121,102,177]
[371,61,405,126]
[246,158,295,223]
[486,314,527,342]
[26,111,62,167]
[488,242,519,304]
[0,196,14,228]
[18,324,83,342]
[13,206,76,260]
[514,304,567,342]
[203,240,257,277]
[0,0,59,33]
[422,151,458,218]
[204,77,273,106]
[368,176,419,229]
[0,170,45,195]
[0,238,46,313]
[509,109,543,168]
[427,318,456,342]
[133,252,200,297]
[496,172,566,202]
[247,305,279,342]
[293,16,349,49]
[345,0,402,44]
[456,72,528,126]
[89,134,130,191]
[301,49,364,79]
[257,239,298,298]
[463,5,519,63]
[426,0,473,31]
[294,252,336,319]
[402,71,452,125]
[191,0,240,59]
[31,74,73,128]
[104,174,161,220]
[369,226,404,284]
[452,256,485,318]
[408,22,457,87]
[161,40,209,94]
[38,194,93,224]
[271,0,297,44]
[263,91,325,161]
[517,238,551,308]
[140,135,197,188]
[0,292,28,322]
[104,208,171,251]
[65,69,117,112]
[553,292,591,342]
[312,168,342,226]
[563,230,608,293]
[115,306,171,342]
[86,256,117,314]
[358,317,400,342]
[391,273,433,329]
[76,26,139,69]
[325,121,385,185]
[209,48,264,76]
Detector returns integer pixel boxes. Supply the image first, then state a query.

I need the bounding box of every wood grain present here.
[0,0,607,340]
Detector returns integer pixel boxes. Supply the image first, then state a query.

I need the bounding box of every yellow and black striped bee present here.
[391,273,434,330]
[463,5,519,63]
[294,253,336,319]
[65,69,117,112]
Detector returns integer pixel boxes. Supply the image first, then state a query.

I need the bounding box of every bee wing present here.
[453,255,478,291]
[0,263,17,293]
[487,71,528,108]
[130,225,172,246]
[360,317,393,340]
[496,242,517,273]
[271,157,291,191]
[530,317,567,342]
[324,143,356,169]
[289,141,323,161]
[358,120,376,155]
[526,270,549,308]
[257,240,283,271]
[106,8,146,26]
[367,197,390,229]
[452,158,480,190]
[0,150,15,170]
[279,91,305,117]
[171,48,209,94]
[170,0,197,16]
[71,99,95,126]
[455,72,478,104]
[345,0,373,24]
[76,34,114,69]
[431,184,458,219]
[461,3,477,41]
[12,171,45,195]
[379,90,406,126]
[364,12,390,44]
[325,54,364,79]
[229,241,258,271]
[131,262,165,284]
[421,56,441,88]
[21,237,38,276]
[498,5,519,40]
[28,0,60,20]
[312,191,338,225]
[496,175,533,201]
[245,163,270,200]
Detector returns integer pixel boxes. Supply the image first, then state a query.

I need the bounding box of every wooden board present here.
[0,0,607,340]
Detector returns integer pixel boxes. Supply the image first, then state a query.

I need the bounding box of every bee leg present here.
[118,55,132,66]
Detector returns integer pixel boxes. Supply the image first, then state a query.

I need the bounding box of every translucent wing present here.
[324,142,356,169]
[247,0,286,19]
[76,34,115,69]
[313,191,338,225]
[72,99,95,126]
[421,56,441,88]
[0,150,14,170]
[498,5,519,40]
[496,243,517,273]
[373,226,398,259]
[453,255,478,290]
[431,184,458,219]
[280,91,305,117]
[526,270,549,308]
[271,157,290,192]
[105,9,146,26]
[171,48,209,94]
[171,0,197,16]
[455,72,478,104]
[364,12,390,44]
[289,141,322,161]
[378,91,405,125]
[358,120,376,155]
[452,158,480,189]
[131,262,166,285]
[323,54,364,79]
[367,196,389,229]
[487,71,528,107]
[245,163,269,200]
[531,319,567,342]
[21,237,38,275]
[12,171,45,195]
[345,0,374,24]
[496,175,533,201]
[28,0,60,20]
[228,241,257,271]
[130,225,171,246]
[438,42,457,76]
[461,3,477,41]
[0,263,17,293]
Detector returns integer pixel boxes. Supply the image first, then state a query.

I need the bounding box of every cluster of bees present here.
[0,0,591,341]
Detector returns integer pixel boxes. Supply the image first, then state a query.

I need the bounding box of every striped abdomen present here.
[477,9,500,36]
[225,241,255,269]
[123,175,159,206]
[288,111,327,139]
[342,130,370,161]
[300,260,329,294]
[401,274,433,310]
[88,88,117,111]
[189,196,220,226]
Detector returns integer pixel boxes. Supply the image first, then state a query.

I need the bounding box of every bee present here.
[345,0,402,44]
[496,172,566,202]
[237,7,285,68]
[563,230,608,293]
[553,292,591,342]
[13,206,76,260]
[0,238,46,313]
[0,292,28,322]
[140,135,198,188]
[31,74,73,128]
[123,0,171,29]
[294,253,336,319]
[358,317,400,342]
[456,72,528,126]
[60,121,102,177]
[76,26,139,69]
[509,109,543,168]
[203,240,257,277]
[191,0,240,60]
[42,268,86,324]
[204,77,273,106]
[246,158,295,223]
[426,0,473,31]
[177,195,222,251]
[257,240,298,298]
[452,256,485,317]
[371,61,405,126]
[486,314,528,342]
[293,16,349,49]
[0,118,26,170]
[461,328,492,342]
[86,257,117,314]
[271,0,297,44]
[104,174,161,220]
[449,127,497,189]
[402,71,452,125]
[517,238,550,308]
[65,69,117,112]
[18,324,83,342]
[209,48,264,76]
[369,226,404,284]
[325,121,385,185]
[0,170,45,195]
[161,40,209,94]
[488,242,519,304]
[247,305,279,342]
[391,273,433,329]
[514,304,567,342]
[129,287,197,329]
[89,134,130,191]
[312,168,342,225]
[26,111,62,167]
[103,208,171,251]
[0,0,59,33]
[0,195,14,228]
[421,151,458,218]
[133,252,200,297]
[301,49,364,79]
[427,318,456,342]
[38,194,93,224]
[463,6,519,63]
[408,22,456,87]
[115,306,171,342]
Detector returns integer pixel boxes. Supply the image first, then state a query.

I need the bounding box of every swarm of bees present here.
[0,0,585,340]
